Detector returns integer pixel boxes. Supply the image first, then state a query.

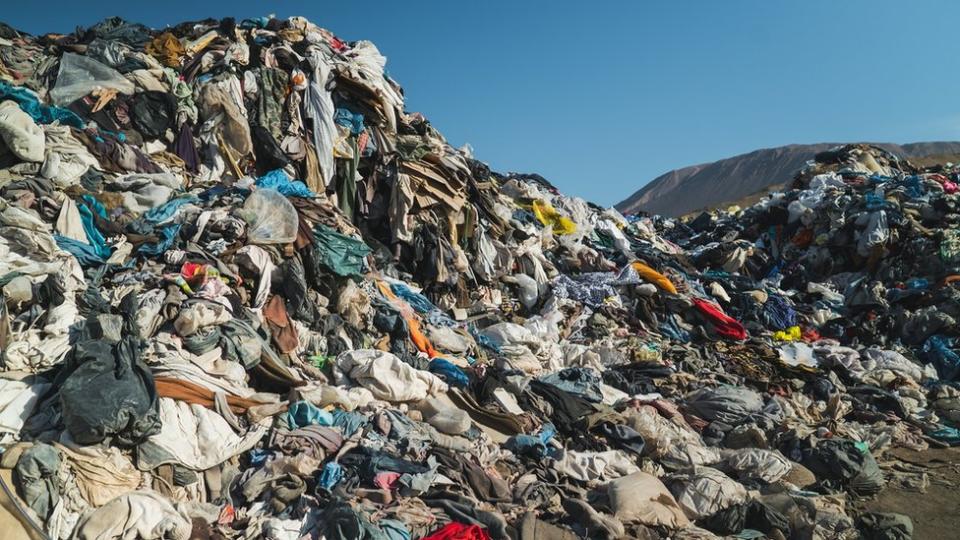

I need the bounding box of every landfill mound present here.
[616,141,960,217]
[0,14,956,540]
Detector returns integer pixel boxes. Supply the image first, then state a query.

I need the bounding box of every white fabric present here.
[333,349,448,402]
[548,449,640,482]
[0,378,51,440]
[724,448,793,483]
[0,100,44,162]
[137,398,267,471]
[73,490,191,540]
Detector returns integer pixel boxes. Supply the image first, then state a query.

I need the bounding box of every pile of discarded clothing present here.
[0,14,953,540]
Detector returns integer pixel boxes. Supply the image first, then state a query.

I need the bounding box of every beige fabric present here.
[54,197,87,244]
[607,471,689,528]
[333,349,448,402]
[55,435,141,507]
[72,491,191,540]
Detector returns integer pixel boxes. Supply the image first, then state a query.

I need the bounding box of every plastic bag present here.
[241,188,298,244]
[50,52,135,105]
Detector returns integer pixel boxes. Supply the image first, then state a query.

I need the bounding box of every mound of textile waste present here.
[0,14,955,540]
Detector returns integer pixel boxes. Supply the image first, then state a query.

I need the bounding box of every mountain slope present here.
[616,142,960,217]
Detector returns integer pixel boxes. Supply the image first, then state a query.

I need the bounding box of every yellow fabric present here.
[773,326,802,341]
[630,262,678,294]
[145,33,186,68]
[531,200,576,235]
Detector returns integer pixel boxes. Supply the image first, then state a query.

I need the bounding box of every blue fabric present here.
[331,409,367,437]
[539,367,604,402]
[287,401,334,429]
[130,196,197,256]
[762,294,797,329]
[78,195,111,259]
[470,325,501,353]
[137,223,181,257]
[389,283,437,314]
[660,314,691,342]
[429,358,469,387]
[0,81,84,128]
[924,336,960,381]
[929,425,960,446]
[318,461,343,491]
[505,434,547,458]
[140,196,197,224]
[333,108,364,135]
[248,448,270,466]
[55,235,106,266]
[907,278,929,290]
[538,422,556,444]
[255,169,316,198]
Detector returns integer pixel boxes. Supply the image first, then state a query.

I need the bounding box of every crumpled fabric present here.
[72,490,192,540]
[136,397,267,471]
[0,99,45,162]
[334,349,448,402]
[668,466,749,520]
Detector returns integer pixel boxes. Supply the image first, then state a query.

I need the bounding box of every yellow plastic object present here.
[773,326,802,341]
[531,200,576,235]
[630,261,678,294]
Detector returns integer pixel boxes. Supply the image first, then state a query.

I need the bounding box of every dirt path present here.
[858,447,960,540]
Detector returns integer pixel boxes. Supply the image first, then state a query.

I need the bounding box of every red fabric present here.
[421,522,492,540]
[692,298,747,340]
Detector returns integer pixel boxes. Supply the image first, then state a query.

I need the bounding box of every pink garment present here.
[373,471,402,490]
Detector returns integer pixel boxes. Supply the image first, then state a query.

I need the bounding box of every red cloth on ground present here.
[421,522,492,540]
[692,298,747,340]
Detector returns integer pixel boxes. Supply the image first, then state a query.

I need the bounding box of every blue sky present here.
[4,1,959,205]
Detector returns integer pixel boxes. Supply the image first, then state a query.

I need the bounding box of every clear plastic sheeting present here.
[240,188,298,245]
[49,52,135,105]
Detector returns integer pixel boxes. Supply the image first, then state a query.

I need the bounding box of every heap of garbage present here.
[0,14,954,540]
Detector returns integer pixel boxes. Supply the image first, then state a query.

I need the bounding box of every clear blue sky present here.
[4,1,959,205]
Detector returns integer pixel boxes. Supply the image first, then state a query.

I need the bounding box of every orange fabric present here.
[154,377,270,414]
[631,261,678,294]
[376,280,438,357]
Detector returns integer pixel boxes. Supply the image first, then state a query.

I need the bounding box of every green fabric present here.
[312,224,371,277]
[941,229,960,263]
[255,67,289,140]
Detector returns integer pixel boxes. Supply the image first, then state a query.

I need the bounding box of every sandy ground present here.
[859,447,960,540]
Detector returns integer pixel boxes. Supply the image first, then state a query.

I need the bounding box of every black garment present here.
[174,124,200,172]
[338,447,429,483]
[131,91,176,140]
[250,124,292,175]
[800,438,885,495]
[699,500,790,536]
[528,380,596,435]
[58,291,161,446]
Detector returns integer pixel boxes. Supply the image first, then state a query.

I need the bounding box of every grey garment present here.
[685,385,765,424]
[273,425,344,460]
[15,443,62,520]
[561,497,626,540]
[539,367,605,403]
[858,512,913,540]
[550,269,639,308]
[516,511,579,540]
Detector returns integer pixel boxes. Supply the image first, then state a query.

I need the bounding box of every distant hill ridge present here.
[615,142,960,217]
